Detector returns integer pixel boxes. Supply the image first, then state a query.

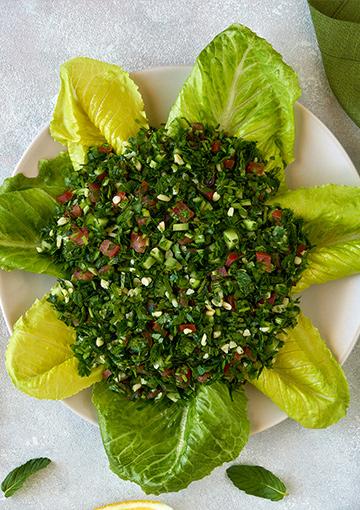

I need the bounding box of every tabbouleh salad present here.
[40,123,310,402]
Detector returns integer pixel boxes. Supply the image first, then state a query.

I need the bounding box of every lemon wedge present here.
[95,500,174,510]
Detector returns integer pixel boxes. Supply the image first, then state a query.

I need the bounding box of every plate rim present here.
[1,64,359,433]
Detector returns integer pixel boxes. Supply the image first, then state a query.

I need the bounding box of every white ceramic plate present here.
[1,66,359,434]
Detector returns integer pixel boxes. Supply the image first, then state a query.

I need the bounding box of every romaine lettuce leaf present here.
[269,185,360,245]
[0,152,73,197]
[50,57,148,167]
[294,240,360,292]
[0,188,62,276]
[166,24,301,186]
[269,185,360,290]
[250,313,349,428]
[92,381,249,494]
[6,296,103,399]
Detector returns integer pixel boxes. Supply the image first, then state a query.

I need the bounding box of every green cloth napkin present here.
[308,0,360,127]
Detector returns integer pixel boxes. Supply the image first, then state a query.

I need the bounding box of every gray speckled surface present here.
[0,1,359,509]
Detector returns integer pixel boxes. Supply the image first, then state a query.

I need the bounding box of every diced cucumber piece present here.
[223,228,239,249]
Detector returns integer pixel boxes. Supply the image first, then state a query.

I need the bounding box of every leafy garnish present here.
[93,381,249,494]
[227,464,287,501]
[0,152,73,197]
[0,188,61,276]
[1,457,51,498]
[50,57,148,167]
[6,296,103,399]
[166,23,301,187]
[251,313,349,428]
[269,185,360,291]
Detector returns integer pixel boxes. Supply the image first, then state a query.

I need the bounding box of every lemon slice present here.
[95,500,174,510]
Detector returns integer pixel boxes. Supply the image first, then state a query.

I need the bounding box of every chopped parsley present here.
[40,124,310,402]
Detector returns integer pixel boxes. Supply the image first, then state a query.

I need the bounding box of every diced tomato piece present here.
[146,389,161,399]
[161,368,173,378]
[143,331,154,347]
[72,269,94,281]
[137,180,149,195]
[69,226,89,246]
[192,122,204,131]
[256,251,272,272]
[98,145,112,153]
[89,182,101,203]
[56,190,73,204]
[224,158,235,169]
[211,141,221,153]
[267,292,277,305]
[113,191,127,204]
[130,231,149,253]
[204,190,214,200]
[243,346,256,361]
[296,244,307,256]
[98,264,111,274]
[223,364,230,376]
[233,352,242,362]
[172,201,194,222]
[197,372,211,383]
[271,209,282,222]
[175,366,192,385]
[178,236,193,245]
[70,204,82,218]
[150,321,162,333]
[102,369,112,379]
[136,217,148,227]
[225,252,239,267]
[226,295,236,310]
[217,266,228,277]
[99,239,121,258]
[179,323,197,333]
[246,161,265,175]
[142,195,157,208]
[96,171,107,181]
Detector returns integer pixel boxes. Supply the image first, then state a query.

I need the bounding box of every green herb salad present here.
[2,24,360,495]
[42,125,309,402]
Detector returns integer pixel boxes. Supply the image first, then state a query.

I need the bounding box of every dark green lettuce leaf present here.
[166,24,301,187]
[250,313,349,428]
[92,381,249,494]
[269,185,360,291]
[0,189,61,276]
[0,152,73,198]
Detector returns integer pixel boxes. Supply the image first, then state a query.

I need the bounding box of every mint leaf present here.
[227,465,287,501]
[1,457,51,497]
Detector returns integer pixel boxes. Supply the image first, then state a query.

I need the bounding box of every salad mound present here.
[1,24,359,494]
[41,124,309,402]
